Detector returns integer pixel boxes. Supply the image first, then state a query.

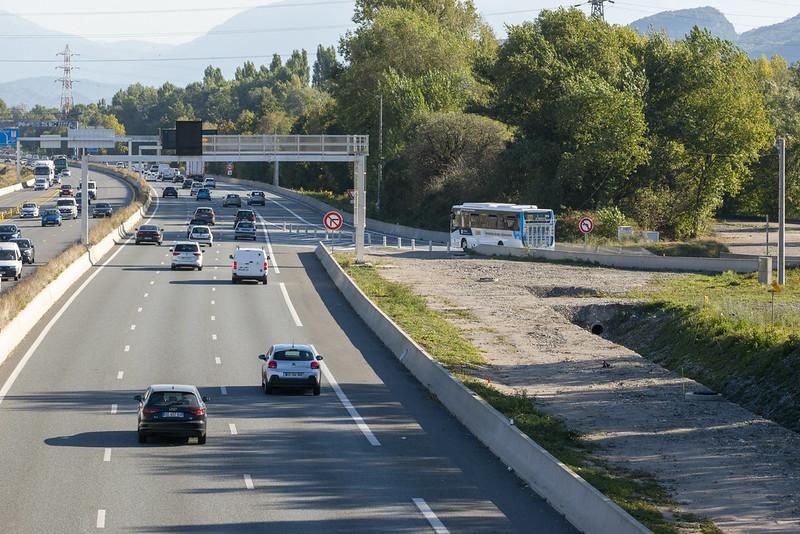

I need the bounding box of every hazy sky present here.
[1,0,797,45]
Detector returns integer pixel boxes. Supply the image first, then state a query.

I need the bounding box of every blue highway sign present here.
[0,128,19,147]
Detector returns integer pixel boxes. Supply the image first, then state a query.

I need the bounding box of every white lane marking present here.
[279,283,303,327]
[211,300,215,305]
[212,334,217,341]
[243,474,254,490]
[220,386,227,395]
[156,271,161,275]
[103,448,112,462]
[214,266,219,270]
[149,280,154,285]
[211,287,216,292]
[269,197,312,225]
[213,276,217,280]
[117,371,124,380]
[215,357,221,365]
[124,345,130,352]
[257,213,280,274]
[215,250,220,254]
[0,190,162,407]
[130,324,136,331]
[229,423,238,435]
[143,293,149,298]
[413,499,449,534]
[211,315,216,321]
[137,307,142,313]
[96,509,106,529]
[321,364,380,446]
[110,404,118,415]
[160,261,164,265]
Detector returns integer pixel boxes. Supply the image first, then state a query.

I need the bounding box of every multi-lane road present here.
[0,168,133,291]
[0,179,575,533]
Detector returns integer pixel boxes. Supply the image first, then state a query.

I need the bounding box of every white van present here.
[0,242,22,281]
[79,180,98,199]
[229,247,269,284]
[56,198,78,219]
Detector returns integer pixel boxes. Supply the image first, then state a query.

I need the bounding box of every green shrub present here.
[595,206,630,238]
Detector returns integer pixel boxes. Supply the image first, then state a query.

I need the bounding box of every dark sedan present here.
[92,202,113,218]
[163,186,178,198]
[247,191,266,206]
[10,238,34,264]
[0,224,21,241]
[135,224,163,245]
[135,384,208,444]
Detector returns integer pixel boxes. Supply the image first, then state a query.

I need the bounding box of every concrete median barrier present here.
[315,243,651,534]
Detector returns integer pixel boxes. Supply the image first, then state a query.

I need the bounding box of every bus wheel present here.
[497,241,504,247]
[460,239,468,250]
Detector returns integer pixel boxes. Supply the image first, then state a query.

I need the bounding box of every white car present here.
[259,343,323,395]
[190,182,202,196]
[20,202,39,218]
[230,246,269,284]
[170,242,203,271]
[56,198,78,219]
[188,225,213,246]
[0,242,22,281]
[203,177,216,189]
[60,169,71,178]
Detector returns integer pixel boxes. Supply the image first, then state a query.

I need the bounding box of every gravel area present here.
[366,250,800,533]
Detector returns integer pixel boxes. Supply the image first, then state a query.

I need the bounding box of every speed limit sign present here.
[579,217,594,235]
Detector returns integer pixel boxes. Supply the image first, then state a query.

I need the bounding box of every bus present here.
[450,203,555,251]
[53,155,68,175]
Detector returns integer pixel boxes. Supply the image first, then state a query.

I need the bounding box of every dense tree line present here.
[6,2,800,237]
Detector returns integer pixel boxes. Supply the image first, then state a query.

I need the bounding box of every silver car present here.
[170,242,203,271]
[259,344,324,395]
[188,225,213,246]
[20,202,39,218]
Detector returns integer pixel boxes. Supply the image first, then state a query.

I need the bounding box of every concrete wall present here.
[0,178,35,198]
[476,244,760,274]
[315,243,651,534]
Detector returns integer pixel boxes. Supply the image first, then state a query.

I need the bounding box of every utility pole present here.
[777,137,786,285]
[377,94,383,213]
[56,45,78,118]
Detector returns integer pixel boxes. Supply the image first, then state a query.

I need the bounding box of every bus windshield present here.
[34,167,51,175]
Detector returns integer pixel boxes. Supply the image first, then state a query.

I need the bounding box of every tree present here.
[312,45,339,90]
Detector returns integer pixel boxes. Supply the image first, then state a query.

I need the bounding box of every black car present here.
[182,178,194,189]
[248,191,266,206]
[0,224,21,241]
[163,186,178,198]
[135,384,209,444]
[92,202,113,218]
[10,238,34,264]
[135,224,163,245]
[235,209,256,224]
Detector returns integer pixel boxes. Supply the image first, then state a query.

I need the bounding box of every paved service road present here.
[0,179,575,533]
[0,169,134,292]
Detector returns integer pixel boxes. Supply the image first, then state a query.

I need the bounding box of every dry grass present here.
[0,163,31,188]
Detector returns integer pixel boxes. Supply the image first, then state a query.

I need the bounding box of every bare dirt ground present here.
[365,250,800,533]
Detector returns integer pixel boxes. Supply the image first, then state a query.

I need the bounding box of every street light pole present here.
[377,94,383,213]
[777,137,786,285]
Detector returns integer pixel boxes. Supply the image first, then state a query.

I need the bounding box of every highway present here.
[0,168,134,292]
[0,179,574,533]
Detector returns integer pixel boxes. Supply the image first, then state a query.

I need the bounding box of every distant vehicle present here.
[20,202,39,218]
[135,384,209,444]
[135,224,163,245]
[162,186,178,198]
[203,177,216,189]
[188,225,213,247]
[196,188,211,201]
[41,209,62,227]
[92,202,113,218]
[234,220,257,241]
[185,217,207,238]
[56,198,78,219]
[182,178,194,189]
[148,164,159,174]
[53,155,68,175]
[115,162,125,168]
[170,242,203,271]
[10,238,34,264]
[59,184,75,197]
[258,344,323,395]
[450,203,556,251]
[230,246,268,285]
[158,164,176,180]
[87,180,97,199]
[247,191,266,206]
[190,182,202,196]
[193,207,215,226]
[222,194,241,207]
[33,161,55,187]
[172,174,184,184]
[235,209,256,224]
[0,224,21,241]
[0,242,22,281]
[34,177,49,191]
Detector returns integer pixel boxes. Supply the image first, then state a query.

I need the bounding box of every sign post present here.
[579,216,594,249]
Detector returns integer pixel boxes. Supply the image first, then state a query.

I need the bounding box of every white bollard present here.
[383,235,387,247]
[367,233,372,246]
[283,222,286,231]
[428,240,433,252]
[447,242,451,253]
[398,237,402,249]
[411,239,416,251]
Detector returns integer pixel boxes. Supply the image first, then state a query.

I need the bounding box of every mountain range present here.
[0,3,799,109]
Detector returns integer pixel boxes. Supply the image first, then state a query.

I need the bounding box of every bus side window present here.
[504,216,517,231]
[487,214,498,229]
[470,213,480,228]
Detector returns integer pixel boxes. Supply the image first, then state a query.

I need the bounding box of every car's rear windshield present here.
[44,209,59,215]
[192,227,209,233]
[0,250,17,260]
[227,194,238,198]
[140,225,157,231]
[196,208,212,214]
[273,349,314,361]
[237,210,254,216]
[96,203,110,208]
[251,192,264,197]
[237,222,254,229]
[60,185,71,189]
[189,218,205,224]
[146,391,200,408]
[174,244,199,252]
[12,240,30,248]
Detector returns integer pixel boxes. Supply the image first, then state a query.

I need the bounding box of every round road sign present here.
[323,210,344,231]
[579,216,594,235]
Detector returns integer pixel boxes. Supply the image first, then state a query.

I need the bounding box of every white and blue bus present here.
[450,203,555,251]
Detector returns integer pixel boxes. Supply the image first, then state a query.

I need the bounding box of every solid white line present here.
[116,371,124,380]
[110,404,117,415]
[96,509,106,529]
[257,213,280,274]
[124,345,130,352]
[229,423,238,435]
[413,499,449,534]
[279,283,303,327]
[270,197,313,225]
[220,386,227,395]
[103,448,112,462]
[321,364,380,446]
[130,324,136,331]
[0,190,161,407]
[243,474,254,490]
[212,334,217,341]
[215,357,221,365]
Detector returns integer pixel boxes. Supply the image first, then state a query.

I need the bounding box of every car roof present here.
[272,343,315,353]
[173,241,200,246]
[148,384,200,394]
[0,242,20,250]
[233,247,265,255]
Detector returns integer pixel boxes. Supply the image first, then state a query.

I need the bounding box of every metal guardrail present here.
[204,135,369,156]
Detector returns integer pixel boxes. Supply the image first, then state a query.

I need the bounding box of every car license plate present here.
[163,412,184,418]
[284,372,304,377]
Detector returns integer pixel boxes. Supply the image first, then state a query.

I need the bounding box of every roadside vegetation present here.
[619,269,800,432]
[296,189,352,214]
[335,252,719,533]
[0,163,32,188]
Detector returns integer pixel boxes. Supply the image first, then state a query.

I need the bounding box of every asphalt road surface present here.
[0,179,575,533]
[0,169,134,292]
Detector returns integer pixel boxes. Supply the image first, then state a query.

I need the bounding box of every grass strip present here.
[334,253,717,533]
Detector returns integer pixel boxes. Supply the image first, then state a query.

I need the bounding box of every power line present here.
[0,53,321,64]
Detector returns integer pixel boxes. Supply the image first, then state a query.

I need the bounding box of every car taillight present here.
[264,261,268,271]
[191,408,206,416]
[173,252,180,256]
[267,361,277,369]
[310,361,320,369]
[233,261,237,270]
[142,407,160,415]
[193,252,201,257]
